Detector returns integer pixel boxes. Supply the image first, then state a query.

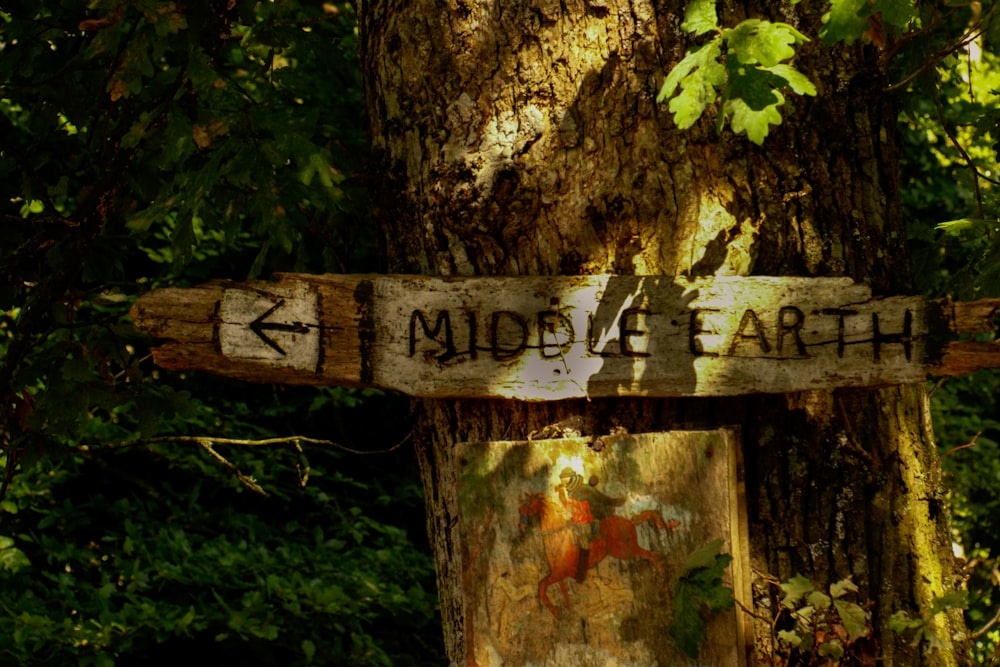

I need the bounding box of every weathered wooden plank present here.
[129,274,1000,398]
[454,430,749,666]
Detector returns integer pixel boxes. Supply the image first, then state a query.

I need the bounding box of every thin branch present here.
[198,439,268,496]
[972,604,1000,640]
[78,433,412,455]
[934,93,985,220]
[885,25,985,93]
[939,431,981,463]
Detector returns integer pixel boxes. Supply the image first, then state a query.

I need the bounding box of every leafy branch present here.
[657,0,814,145]
[668,538,736,658]
[775,574,873,662]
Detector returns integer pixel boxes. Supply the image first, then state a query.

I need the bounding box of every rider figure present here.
[557,467,621,583]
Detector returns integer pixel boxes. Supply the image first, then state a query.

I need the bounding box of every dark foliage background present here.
[0,2,442,665]
[1,0,1000,664]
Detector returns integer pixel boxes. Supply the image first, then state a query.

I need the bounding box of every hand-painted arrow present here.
[130,273,1000,399]
[249,299,311,356]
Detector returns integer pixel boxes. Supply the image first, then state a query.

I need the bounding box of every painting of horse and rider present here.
[456,430,748,667]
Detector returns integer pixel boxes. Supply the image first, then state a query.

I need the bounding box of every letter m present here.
[409,310,456,359]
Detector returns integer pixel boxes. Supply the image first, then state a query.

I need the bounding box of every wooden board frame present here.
[454,429,750,666]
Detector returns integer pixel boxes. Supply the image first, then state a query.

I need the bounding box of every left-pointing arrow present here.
[249,299,310,356]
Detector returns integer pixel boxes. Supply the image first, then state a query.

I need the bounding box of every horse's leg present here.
[538,575,562,618]
[558,579,571,606]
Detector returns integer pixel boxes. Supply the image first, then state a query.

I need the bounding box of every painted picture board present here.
[455,429,749,666]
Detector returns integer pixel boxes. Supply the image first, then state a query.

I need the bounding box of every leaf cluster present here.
[774,575,872,663]
[657,0,814,144]
[887,591,969,650]
[667,538,735,659]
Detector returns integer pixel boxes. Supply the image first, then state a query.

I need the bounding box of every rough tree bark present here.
[358,1,967,664]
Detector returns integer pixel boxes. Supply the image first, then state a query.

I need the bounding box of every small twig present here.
[885,24,985,93]
[939,431,981,463]
[198,439,268,496]
[972,604,1000,640]
[293,440,310,488]
[928,377,947,398]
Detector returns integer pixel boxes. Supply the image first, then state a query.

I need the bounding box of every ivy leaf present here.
[669,580,705,658]
[820,0,870,45]
[679,537,725,576]
[777,629,803,648]
[830,577,859,598]
[658,39,725,129]
[669,542,735,658]
[781,574,815,608]
[807,589,832,610]
[723,93,784,145]
[681,0,719,36]
[724,19,809,67]
[929,590,968,615]
[818,639,845,659]
[834,599,871,641]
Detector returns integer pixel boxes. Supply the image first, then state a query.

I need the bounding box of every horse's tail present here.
[630,509,680,530]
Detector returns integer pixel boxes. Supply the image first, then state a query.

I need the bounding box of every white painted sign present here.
[131,274,1000,398]
[218,283,320,372]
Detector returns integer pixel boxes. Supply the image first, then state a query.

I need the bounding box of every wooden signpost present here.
[131,273,1000,399]
[130,273,1000,664]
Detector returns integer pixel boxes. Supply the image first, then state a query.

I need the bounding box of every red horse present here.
[518,492,679,617]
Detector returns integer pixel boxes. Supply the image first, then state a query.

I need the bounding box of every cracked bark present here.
[358,0,968,664]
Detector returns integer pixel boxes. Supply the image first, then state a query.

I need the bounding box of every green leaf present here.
[669,581,705,659]
[679,538,725,576]
[681,0,719,36]
[723,93,784,145]
[777,629,803,648]
[818,639,845,659]
[302,638,317,662]
[874,0,916,28]
[830,577,859,598]
[807,589,832,609]
[780,574,815,608]
[726,65,782,110]
[658,39,726,129]
[936,218,994,235]
[929,590,968,615]
[834,599,871,641]
[724,19,809,67]
[821,0,870,45]
[762,64,817,96]
[887,610,922,632]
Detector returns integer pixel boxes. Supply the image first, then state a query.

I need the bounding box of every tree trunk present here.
[358,1,967,664]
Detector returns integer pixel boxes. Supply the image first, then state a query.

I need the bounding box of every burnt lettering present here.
[689,308,720,357]
[490,311,529,360]
[777,306,807,356]
[586,314,619,357]
[822,308,859,358]
[872,309,912,362]
[728,309,770,355]
[538,310,575,358]
[410,309,457,362]
[620,308,652,357]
